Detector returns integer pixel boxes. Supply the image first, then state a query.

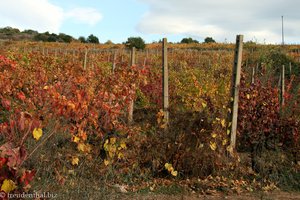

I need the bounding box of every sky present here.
[0,0,299,44]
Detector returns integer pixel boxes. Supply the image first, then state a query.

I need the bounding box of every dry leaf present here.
[1,179,16,193]
[32,128,43,140]
[71,157,79,166]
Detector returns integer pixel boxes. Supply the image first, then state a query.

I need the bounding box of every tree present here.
[104,40,114,45]
[58,33,73,43]
[34,33,48,42]
[22,29,38,35]
[47,33,58,42]
[180,37,199,44]
[87,34,99,44]
[0,27,20,35]
[125,37,146,50]
[78,36,87,43]
[204,37,216,43]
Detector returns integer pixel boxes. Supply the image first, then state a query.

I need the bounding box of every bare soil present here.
[118,191,300,200]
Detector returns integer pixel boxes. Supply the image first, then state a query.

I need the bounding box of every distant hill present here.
[0,27,75,43]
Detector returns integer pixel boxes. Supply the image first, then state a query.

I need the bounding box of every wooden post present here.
[83,48,88,70]
[278,73,281,88]
[112,50,117,73]
[128,47,136,124]
[121,49,124,63]
[281,65,285,106]
[130,47,136,66]
[71,49,74,63]
[162,38,169,127]
[229,35,244,149]
[251,66,255,84]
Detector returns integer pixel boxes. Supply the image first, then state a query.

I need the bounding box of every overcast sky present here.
[0,0,299,44]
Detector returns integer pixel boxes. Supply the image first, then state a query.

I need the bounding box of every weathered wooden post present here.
[112,50,117,73]
[162,38,169,127]
[251,66,255,84]
[229,35,244,149]
[83,48,88,70]
[130,47,136,66]
[128,47,136,124]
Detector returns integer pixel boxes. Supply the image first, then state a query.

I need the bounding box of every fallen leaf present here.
[1,179,16,193]
[71,157,79,166]
[221,119,226,128]
[171,170,178,177]
[72,136,80,143]
[209,141,217,151]
[32,128,43,140]
[104,159,109,166]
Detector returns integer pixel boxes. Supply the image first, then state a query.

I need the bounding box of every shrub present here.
[125,37,146,50]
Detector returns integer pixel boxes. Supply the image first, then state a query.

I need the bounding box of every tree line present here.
[0,27,216,48]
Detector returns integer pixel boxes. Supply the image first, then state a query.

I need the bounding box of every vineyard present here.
[0,38,299,199]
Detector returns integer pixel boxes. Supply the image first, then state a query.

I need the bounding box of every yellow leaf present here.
[77,143,85,152]
[103,139,109,150]
[221,119,226,128]
[1,179,16,193]
[222,139,228,146]
[104,159,109,166]
[246,94,250,99]
[110,137,117,144]
[201,102,207,108]
[72,136,80,143]
[171,170,178,177]
[71,157,79,166]
[228,122,232,128]
[215,117,220,121]
[33,128,43,140]
[117,152,124,159]
[164,163,172,171]
[209,141,217,151]
[227,129,231,135]
[120,142,127,149]
[109,151,114,158]
[211,133,217,138]
[77,143,91,153]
